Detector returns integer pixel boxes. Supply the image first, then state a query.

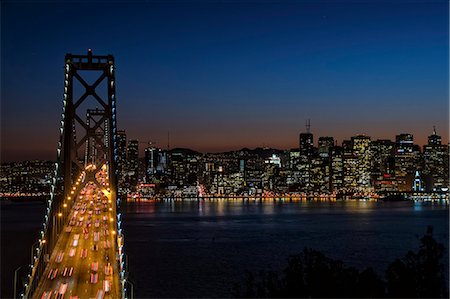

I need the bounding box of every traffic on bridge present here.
[33,165,120,299]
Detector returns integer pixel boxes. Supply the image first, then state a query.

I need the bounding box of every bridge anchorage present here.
[20,50,131,299]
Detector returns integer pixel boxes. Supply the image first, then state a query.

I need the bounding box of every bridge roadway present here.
[33,169,120,299]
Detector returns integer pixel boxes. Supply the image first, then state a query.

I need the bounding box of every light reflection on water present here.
[125,198,436,216]
[122,199,448,298]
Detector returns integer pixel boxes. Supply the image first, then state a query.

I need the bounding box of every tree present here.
[234,248,385,298]
[386,226,448,298]
[234,226,448,298]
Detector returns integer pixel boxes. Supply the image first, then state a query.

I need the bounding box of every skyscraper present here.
[299,120,314,155]
[394,133,421,191]
[116,130,128,195]
[351,135,372,191]
[329,145,344,192]
[342,140,357,192]
[428,126,442,145]
[370,139,395,175]
[127,139,139,187]
[423,127,449,191]
[144,146,159,182]
[370,139,396,192]
[318,137,334,159]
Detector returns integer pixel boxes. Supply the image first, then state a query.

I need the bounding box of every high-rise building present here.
[127,139,139,187]
[168,149,200,186]
[342,140,357,192]
[351,135,372,191]
[423,127,449,191]
[370,139,396,192]
[428,127,442,145]
[299,133,313,153]
[299,120,314,155]
[128,140,139,172]
[396,133,414,146]
[157,150,168,174]
[318,137,334,159]
[394,133,421,191]
[144,146,159,182]
[310,155,329,193]
[370,139,395,175]
[287,149,302,191]
[116,130,128,195]
[329,146,344,192]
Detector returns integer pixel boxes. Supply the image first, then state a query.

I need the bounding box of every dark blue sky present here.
[2,1,448,161]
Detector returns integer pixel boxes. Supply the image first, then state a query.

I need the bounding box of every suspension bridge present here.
[18,50,130,299]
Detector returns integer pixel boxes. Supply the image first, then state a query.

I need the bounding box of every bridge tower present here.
[22,50,127,298]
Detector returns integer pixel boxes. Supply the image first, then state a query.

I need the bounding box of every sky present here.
[1,0,448,161]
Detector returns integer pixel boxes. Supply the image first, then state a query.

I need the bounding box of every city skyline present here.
[111,124,448,157]
[1,2,449,298]
[1,124,448,162]
[2,1,448,161]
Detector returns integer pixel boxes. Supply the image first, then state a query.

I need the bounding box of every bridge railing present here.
[22,171,85,298]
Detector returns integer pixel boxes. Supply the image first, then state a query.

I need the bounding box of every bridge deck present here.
[33,171,120,299]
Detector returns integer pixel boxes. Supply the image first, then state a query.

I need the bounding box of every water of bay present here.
[1,200,448,298]
[122,199,448,298]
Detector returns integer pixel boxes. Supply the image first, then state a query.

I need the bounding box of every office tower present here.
[239,159,245,173]
[394,133,421,191]
[423,127,449,191]
[144,146,159,182]
[310,155,329,193]
[265,154,282,168]
[168,149,200,186]
[428,126,442,145]
[127,139,139,187]
[299,120,314,155]
[318,137,334,159]
[263,158,280,191]
[351,135,372,191]
[370,139,396,192]
[116,130,128,195]
[329,146,344,192]
[287,149,301,191]
[342,140,357,191]
[299,132,313,153]
[157,150,168,174]
[370,139,395,175]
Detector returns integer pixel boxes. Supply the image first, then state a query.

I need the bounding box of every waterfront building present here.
[144,146,161,182]
[168,148,200,187]
[423,127,449,191]
[318,137,334,159]
[370,139,395,175]
[310,155,329,193]
[329,146,344,192]
[0,160,54,194]
[127,139,139,188]
[412,170,425,192]
[394,133,421,191]
[116,130,127,193]
[351,135,372,191]
[342,140,357,192]
[299,120,314,156]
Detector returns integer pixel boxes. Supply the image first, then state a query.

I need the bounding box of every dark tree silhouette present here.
[386,226,448,298]
[233,248,385,298]
[234,226,448,298]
